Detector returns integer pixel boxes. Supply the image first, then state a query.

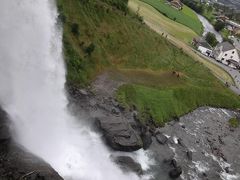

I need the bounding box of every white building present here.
[193,38,213,56]
[213,42,240,69]
[197,41,213,56]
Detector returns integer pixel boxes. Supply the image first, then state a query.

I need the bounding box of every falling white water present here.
[0,0,152,179]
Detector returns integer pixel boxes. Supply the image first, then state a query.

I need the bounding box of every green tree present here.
[205,32,218,47]
[71,23,79,36]
[214,21,225,32]
[85,43,95,56]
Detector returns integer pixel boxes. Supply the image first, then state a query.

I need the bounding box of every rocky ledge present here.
[67,72,240,179]
[0,107,63,180]
[95,116,143,151]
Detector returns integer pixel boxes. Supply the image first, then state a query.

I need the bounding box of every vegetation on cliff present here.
[57,0,240,125]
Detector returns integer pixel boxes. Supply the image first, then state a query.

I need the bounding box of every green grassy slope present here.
[57,0,240,125]
[128,0,198,44]
[140,0,203,35]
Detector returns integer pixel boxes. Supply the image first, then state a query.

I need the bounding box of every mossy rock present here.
[229,118,240,128]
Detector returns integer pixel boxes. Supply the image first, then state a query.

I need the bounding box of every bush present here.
[229,118,239,128]
[205,32,218,47]
[214,21,225,32]
[85,43,95,56]
[71,23,80,36]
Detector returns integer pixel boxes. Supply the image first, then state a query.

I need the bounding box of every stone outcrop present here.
[112,156,143,175]
[0,107,63,180]
[95,117,143,151]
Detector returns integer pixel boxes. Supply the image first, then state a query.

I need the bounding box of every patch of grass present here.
[57,0,240,125]
[128,0,198,44]
[229,118,240,128]
[140,0,203,35]
[117,84,240,125]
[220,28,231,40]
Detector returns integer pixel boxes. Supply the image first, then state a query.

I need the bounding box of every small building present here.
[216,15,229,22]
[193,38,213,56]
[170,0,183,10]
[213,41,240,68]
[233,28,240,36]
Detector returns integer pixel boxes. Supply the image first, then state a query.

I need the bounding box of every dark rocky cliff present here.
[0,107,63,180]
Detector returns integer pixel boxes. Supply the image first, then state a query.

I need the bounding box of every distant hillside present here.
[57,0,240,125]
[218,0,240,10]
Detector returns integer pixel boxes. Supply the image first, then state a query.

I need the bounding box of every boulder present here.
[169,166,182,179]
[111,107,120,115]
[186,150,193,161]
[156,133,168,145]
[141,130,152,150]
[163,158,178,168]
[113,156,143,175]
[177,138,186,148]
[95,117,143,151]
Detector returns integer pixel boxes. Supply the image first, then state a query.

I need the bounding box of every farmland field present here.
[140,0,203,35]
[128,0,198,43]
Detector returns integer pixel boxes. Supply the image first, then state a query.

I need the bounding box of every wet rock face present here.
[141,130,152,150]
[155,133,168,145]
[0,107,63,180]
[169,166,182,179]
[113,156,143,175]
[95,117,143,151]
[149,107,240,180]
[0,109,10,142]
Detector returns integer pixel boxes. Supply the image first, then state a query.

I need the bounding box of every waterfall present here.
[0,0,151,179]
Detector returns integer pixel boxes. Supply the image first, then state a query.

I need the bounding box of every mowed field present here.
[128,0,198,44]
[140,0,203,35]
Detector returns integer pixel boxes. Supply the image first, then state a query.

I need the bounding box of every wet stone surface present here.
[149,107,240,180]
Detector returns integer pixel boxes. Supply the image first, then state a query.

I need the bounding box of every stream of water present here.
[0,0,151,179]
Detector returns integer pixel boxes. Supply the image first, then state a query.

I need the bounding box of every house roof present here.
[195,38,212,49]
[216,41,235,52]
[171,0,183,7]
[198,41,212,50]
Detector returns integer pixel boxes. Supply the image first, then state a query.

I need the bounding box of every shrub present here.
[205,32,218,47]
[214,21,225,32]
[85,43,95,56]
[229,118,239,128]
[71,23,80,36]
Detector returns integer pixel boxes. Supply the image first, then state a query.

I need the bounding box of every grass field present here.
[57,0,240,125]
[128,0,234,85]
[128,0,198,44]
[140,0,203,35]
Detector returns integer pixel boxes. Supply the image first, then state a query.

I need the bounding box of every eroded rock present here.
[156,133,168,145]
[113,156,143,175]
[169,166,182,179]
[95,117,143,151]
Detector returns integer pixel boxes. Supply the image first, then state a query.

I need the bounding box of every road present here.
[195,50,240,95]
